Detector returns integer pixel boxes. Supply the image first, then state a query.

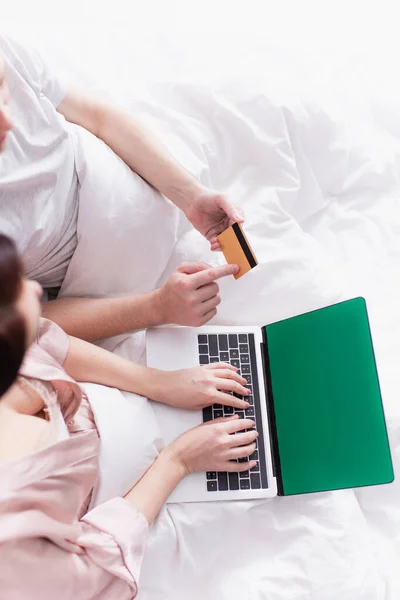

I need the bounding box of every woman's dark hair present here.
[0,234,25,396]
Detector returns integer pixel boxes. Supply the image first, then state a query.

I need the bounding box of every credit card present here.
[217,223,258,279]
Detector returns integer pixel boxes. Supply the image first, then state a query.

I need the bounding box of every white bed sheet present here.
[3,4,400,599]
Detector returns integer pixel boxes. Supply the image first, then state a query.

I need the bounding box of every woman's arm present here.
[0,418,256,599]
[63,335,250,411]
[63,335,163,399]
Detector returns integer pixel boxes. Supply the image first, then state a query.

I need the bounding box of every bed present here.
[3,3,400,598]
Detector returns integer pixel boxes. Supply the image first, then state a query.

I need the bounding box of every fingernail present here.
[246,389,251,395]
[232,264,239,273]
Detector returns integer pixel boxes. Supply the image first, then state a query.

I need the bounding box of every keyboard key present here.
[207,471,217,480]
[209,335,218,356]
[250,450,259,461]
[210,357,219,363]
[239,470,249,478]
[228,472,239,490]
[198,335,208,344]
[241,364,251,374]
[250,473,261,489]
[246,385,253,395]
[238,334,248,343]
[217,472,228,491]
[228,334,238,348]
[214,404,222,409]
[220,352,229,362]
[247,395,254,405]
[207,481,218,491]
[250,463,259,472]
[245,407,255,417]
[198,344,208,354]
[230,349,239,359]
[238,457,248,463]
[203,406,213,422]
[224,406,234,415]
[235,411,245,419]
[233,392,243,399]
[219,334,228,350]
[240,479,251,490]
[214,409,223,419]
[231,359,240,369]
[239,344,249,354]
[240,354,250,364]
[199,355,209,365]
[243,375,252,384]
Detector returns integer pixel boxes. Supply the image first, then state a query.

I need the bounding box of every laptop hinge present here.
[260,332,284,496]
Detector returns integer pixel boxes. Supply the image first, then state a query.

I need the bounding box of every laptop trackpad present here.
[150,402,202,447]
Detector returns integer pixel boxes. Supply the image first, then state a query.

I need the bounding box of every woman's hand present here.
[168,415,258,474]
[153,363,251,410]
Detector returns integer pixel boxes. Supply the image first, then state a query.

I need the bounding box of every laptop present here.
[146,297,394,503]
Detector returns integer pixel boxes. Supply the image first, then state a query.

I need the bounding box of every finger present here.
[191,264,239,288]
[206,415,239,426]
[215,391,249,410]
[232,206,245,222]
[216,379,249,397]
[210,238,222,252]
[205,362,237,372]
[198,308,217,325]
[229,442,257,459]
[224,418,256,434]
[225,460,258,473]
[177,262,211,275]
[196,282,219,302]
[213,368,247,385]
[200,295,221,315]
[230,430,259,448]
[216,196,245,224]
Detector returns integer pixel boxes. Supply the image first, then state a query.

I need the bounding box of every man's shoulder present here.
[0,32,42,87]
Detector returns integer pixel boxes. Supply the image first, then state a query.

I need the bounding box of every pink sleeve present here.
[36,317,70,366]
[0,498,148,600]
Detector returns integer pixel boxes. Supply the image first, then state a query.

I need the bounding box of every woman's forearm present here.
[63,335,163,400]
[124,447,185,525]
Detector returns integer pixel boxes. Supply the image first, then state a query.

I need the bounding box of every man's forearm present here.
[41,290,165,342]
[96,101,203,212]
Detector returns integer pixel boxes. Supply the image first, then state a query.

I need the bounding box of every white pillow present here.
[82,381,163,508]
[59,126,184,299]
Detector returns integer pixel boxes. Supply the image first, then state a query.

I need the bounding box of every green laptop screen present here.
[264,298,394,496]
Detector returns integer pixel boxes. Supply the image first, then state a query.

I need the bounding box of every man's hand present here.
[184,189,245,251]
[154,262,239,326]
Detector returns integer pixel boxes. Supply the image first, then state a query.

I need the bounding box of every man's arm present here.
[42,263,238,342]
[58,87,202,213]
[41,291,162,342]
[57,87,243,247]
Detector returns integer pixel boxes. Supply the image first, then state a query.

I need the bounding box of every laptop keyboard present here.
[198,332,268,493]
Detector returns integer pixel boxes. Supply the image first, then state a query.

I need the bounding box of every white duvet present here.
[4,5,400,599]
